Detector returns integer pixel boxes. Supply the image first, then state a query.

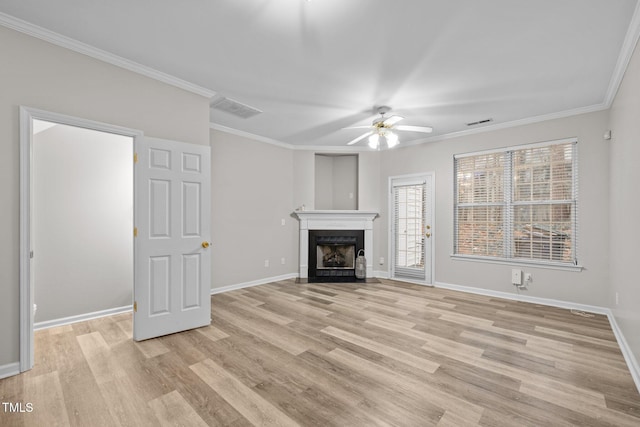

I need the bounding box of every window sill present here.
[450,254,584,272]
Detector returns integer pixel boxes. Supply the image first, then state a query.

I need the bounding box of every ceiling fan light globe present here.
[368,133,380,149]
[386,131,399,148]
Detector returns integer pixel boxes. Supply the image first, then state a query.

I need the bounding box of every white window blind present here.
[393,181,426,280]
[454,139,578,266]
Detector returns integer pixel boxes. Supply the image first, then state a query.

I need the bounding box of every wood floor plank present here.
[534,325,620,349]
[326,347,484,425]
[196,324,230,341]
[230,301,294,326]
[76,331,127,384]
[48,325,74,335]
[148,351,249,426]
[365,316,485,358]
[190,358,300,427]
[321,325,440,374]
[214,304,313,356]
[148,390,209,427]
[24,371,71,427]
[134,338,171,359]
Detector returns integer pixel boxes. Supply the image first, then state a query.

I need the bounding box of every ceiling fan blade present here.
[383,115,404,126]
[343,125,373,130]
[395,125,433,133]
[347,131,373,145]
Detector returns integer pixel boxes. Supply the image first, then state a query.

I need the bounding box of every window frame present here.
[452,138,581,271]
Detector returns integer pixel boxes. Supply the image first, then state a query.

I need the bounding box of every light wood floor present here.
[1,279,639,426]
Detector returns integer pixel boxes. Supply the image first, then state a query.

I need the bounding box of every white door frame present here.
[19,106,142,372]
[388,172,435,285]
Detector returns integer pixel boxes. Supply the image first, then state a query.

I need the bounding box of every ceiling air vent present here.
[210,97,263,119]
[466,118,493,126]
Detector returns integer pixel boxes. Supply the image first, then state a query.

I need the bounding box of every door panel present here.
[390,174,433,283]
[134,137,211,341]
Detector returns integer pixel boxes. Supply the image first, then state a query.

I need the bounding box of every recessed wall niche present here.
[314,154,358,210]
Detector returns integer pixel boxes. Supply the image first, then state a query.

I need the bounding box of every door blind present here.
[393,182,426,280]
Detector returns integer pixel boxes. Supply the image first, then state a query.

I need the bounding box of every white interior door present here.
[390,174,433,283]
[134,137,211,341]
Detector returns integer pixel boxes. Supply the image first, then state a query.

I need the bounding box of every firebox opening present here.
[308,229,364,283]
[317,244,355,270]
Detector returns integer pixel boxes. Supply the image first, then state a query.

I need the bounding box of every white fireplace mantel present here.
[293,210,378,280]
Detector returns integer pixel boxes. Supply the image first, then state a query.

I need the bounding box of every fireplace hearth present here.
[308,230,364,282]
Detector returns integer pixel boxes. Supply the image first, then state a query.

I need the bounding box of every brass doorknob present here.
[425,233,431,238]
[202,241,211,249]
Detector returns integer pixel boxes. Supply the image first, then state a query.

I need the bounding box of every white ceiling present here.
[1,0,639,148]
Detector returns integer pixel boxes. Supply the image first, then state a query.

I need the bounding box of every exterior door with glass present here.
[390,174,433,283]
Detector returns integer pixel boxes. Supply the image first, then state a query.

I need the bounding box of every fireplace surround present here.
[293,210,378,282]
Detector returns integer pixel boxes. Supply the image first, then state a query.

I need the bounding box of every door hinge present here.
[133,301,137,312]
[30,250,34,259]
[134,152,138,164]
[134,227,138,237]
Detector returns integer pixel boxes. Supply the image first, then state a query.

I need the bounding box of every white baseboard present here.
[0,362,20,380]
[34,305,132,331]
[373,270,390,279]
[434,281,609,314]
[210,273,298,295]
[607,312,640,394]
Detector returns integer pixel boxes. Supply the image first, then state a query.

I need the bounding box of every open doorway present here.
[20,107,141,371]
[31,119,134,327]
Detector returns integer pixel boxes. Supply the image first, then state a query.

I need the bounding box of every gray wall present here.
[33,124,133,323]
[0,26,209,368]
[378,111,611,306]
[314,154,358,210]
[332,155,358,210]
[210,130,297,288]
[314,154,334,209]
[609,40,640,370]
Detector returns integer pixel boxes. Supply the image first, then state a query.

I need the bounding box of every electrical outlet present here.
[615,292,619,305]
[379,257,384,265]
[264,259,270,268]
[511,269,522,285]
[281,218,286,226]
[281,257,285,265]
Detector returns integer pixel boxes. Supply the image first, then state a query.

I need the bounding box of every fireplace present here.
[293,210,378,282]
[308,230,364,282]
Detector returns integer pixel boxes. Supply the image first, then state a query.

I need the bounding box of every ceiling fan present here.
[345,106,433,149]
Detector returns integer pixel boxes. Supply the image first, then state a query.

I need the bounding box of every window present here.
[454,139,578,267]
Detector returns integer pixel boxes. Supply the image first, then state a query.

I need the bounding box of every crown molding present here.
[209,122,295,149]
[398,103,609,149]
[604,0,640,107]
[210,122,381,152]
[213,103,608,151]
[209,122,370,152]
[0,12,216,99]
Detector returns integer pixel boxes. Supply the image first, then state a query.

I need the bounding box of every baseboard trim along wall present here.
[607,312,640,394]
[433,281,608,314]
[210,273,299,296]
[34,305,133,331]
[0,362,20,380]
